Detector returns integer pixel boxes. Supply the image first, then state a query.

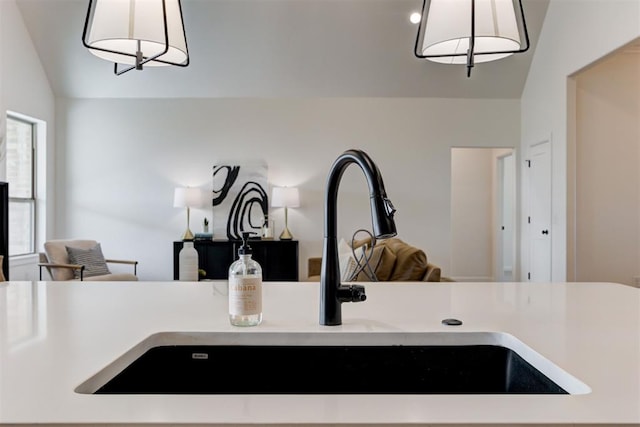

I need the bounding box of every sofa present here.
[307,237,444,282]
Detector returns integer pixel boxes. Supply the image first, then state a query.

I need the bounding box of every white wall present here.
[450,148,494,281]
[520,0,640,282]
[56,97,520,281]
[1,0,55,281]
[574,51,640,286]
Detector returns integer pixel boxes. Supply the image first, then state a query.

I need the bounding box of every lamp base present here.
[181,228,195,241]
[279,227,293,240]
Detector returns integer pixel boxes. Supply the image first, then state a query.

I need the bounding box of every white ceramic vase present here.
[179,241,199,281]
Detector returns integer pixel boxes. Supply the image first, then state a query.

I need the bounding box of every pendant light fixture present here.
[82,0,190,76]
[414,0,529,77]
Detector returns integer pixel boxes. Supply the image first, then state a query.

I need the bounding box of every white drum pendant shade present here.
[83,0,189,70]
[415,0,529,71]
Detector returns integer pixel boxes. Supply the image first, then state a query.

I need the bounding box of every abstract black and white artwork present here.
[212,161,268,240]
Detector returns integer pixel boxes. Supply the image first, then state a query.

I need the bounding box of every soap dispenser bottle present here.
[228,231,263,326]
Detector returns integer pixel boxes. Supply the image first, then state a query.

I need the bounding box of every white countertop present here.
[0,280,638,426]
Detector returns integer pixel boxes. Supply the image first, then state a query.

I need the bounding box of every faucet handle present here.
[339,284,367,303]
[384,198,396,217]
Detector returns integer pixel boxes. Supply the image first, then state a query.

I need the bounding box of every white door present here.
[497,153,516,281]
[527,140,552,282]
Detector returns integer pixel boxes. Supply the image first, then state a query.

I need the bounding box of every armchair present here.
[39,239,138,281]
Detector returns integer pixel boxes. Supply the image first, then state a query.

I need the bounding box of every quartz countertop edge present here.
[0,280,638,426]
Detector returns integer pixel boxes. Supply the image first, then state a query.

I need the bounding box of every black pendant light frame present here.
[82,0,190,76]
[414,0,530,77]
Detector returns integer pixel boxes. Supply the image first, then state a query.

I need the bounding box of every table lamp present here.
[271,187,300,240]
[174,187,202,240]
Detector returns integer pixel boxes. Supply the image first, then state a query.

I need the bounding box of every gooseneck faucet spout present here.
[320,149,397,326]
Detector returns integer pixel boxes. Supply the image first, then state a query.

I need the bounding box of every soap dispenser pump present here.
[228,231,263,326]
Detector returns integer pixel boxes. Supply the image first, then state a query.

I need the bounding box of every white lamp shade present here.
[173,187,202,208]
[271,187,300,208]
[420,0,521,64]
[84,0,188,67]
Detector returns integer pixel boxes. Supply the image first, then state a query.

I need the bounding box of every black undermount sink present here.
[76,332,589,395]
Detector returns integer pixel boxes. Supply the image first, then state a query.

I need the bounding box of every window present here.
[6,115,36,256]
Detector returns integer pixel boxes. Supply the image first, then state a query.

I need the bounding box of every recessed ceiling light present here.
[409,12,421,24]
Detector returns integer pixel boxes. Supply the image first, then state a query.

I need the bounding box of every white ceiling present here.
[16,0,549,99]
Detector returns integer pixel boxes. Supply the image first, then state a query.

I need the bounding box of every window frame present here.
[6,114,37,257]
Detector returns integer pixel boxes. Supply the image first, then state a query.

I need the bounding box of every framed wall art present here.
[212,161,268,240]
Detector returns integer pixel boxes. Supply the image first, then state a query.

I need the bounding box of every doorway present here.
[451,147,517,282]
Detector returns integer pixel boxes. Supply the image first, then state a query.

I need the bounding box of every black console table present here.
[173,239,299,281]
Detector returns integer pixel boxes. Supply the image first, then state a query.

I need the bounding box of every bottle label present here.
[229,276,262,315]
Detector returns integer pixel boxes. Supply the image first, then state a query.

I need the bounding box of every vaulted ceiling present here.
[16,0,549,99]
